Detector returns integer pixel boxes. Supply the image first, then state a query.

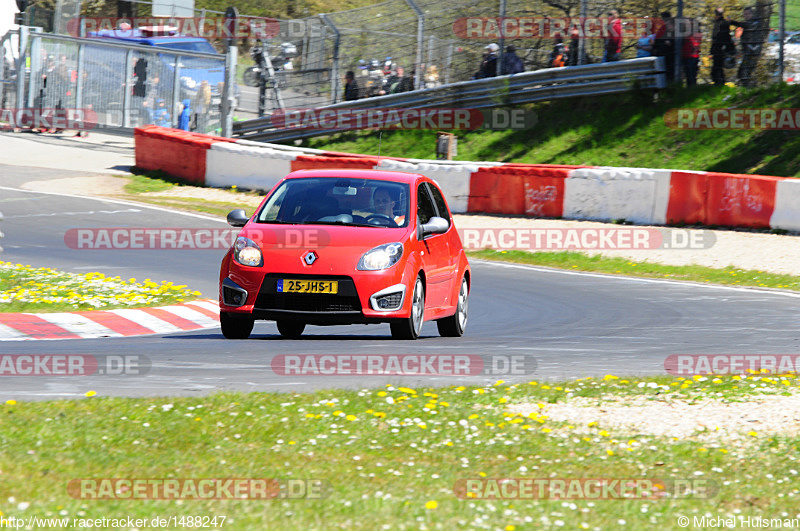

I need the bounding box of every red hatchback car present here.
[218,169,471,340]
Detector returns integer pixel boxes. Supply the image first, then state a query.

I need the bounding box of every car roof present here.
[89,29,207,43]
[284,169,425,184]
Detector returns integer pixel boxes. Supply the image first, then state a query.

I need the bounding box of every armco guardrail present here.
[233,57,666,142]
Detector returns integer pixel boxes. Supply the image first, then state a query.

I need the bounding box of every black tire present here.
[390,276,425,340]
[437,276,469,337]
[277,320,305,339]
[220,311,254,339]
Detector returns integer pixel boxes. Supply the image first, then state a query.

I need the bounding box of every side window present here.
[417,183,437,225]
[426,183,451,221]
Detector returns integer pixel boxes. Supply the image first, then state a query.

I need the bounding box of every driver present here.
[372,187,405,226]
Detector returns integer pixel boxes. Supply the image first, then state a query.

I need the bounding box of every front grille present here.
[255,293,361,312]
[255,273,362,313]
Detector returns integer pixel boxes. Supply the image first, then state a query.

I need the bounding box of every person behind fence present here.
[636,19,655,57]
[154,99,171,127]
[682,19,702,87]
[389,66,414,94]
[604,10,622,62]
[344,70,361,101]
[178,99,191,131]
[501,45,524,74]
[710,8,735,86]
[192,80,211,133]
[654,11,676,83]
[473,43,499,79]
[549,38,567,67]
[731,6,762,87]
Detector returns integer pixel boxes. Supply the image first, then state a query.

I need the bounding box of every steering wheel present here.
[365,214,397,227]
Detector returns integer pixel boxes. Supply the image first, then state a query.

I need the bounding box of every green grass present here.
[0,263,201,313]
[469,249,800,291]
[1,376,798,529]
[305,84,800,177]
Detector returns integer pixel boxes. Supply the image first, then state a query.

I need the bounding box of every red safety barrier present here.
[665,171,708,225]
[290,155,380,172]
[704,172,783,228]
[134,126,235,184]
[468,165,575,217]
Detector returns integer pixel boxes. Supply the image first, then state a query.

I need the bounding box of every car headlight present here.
[234,236,263,267]
[357,243,403,271]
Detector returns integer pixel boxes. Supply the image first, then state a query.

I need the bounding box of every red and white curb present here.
[0,299,220,340]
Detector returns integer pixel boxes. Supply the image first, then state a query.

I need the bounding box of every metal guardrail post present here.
[171,53,181,128]
[27,30,41,108]
[124,49,133,128]
[498,0,506,76]
[404,0,424,90]
[75,42,84,110]
[578,0,587,66]
[222,46,237,137]
[17,27,28,110]
[319,14,340,105]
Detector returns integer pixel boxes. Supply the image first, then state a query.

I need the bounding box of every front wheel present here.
[390,276,425,340]
[277,320,305,339]
[437,276,469,337]
[220,311,254,339]
[243,66,260,88]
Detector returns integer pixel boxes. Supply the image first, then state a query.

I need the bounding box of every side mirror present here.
[421,216,449,237]
[226,209,249,227]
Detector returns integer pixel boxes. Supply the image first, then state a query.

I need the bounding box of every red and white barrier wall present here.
[134,125,800,231]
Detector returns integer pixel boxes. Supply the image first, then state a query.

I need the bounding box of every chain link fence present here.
[1,31,228,132]
[6,0,791,117]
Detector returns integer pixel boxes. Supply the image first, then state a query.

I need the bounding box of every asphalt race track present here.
[3,164,800,401]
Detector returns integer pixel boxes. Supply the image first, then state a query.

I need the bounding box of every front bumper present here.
[219,257,413,324]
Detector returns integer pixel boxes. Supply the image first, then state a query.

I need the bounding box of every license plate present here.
[277,279,338,294]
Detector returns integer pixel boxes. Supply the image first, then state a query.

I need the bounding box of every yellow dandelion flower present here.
[85,391,97,397]
[425,500,438,510]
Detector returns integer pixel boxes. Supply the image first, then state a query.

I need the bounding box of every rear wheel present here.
[277,320,305,339]
[390,276,425,340]
[220,311,254,339]
[437,276,469,337]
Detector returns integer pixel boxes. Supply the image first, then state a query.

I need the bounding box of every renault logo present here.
[302,251,318,266]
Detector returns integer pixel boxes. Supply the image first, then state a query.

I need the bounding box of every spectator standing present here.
[387,66,414,94]
[343,70,361,101]
[477,43,499,79]
[568,27,582,65]
[604,10,622,62]
[654,11,676,83]
[682,19,702,87]
[550,38,567,67]
[636,19,655,57]
[178,99,191,131]
[710,8,735,85]
[501,45,524,74]
[731,7,763,87]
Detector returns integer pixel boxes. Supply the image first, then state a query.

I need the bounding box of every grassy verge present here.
[0,375,797,529]
[120,172,263,218]
[469,249,800,291]
[304,84,800,177]
[0,262,202,313]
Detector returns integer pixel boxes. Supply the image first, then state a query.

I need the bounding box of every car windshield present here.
[256,177,411,228]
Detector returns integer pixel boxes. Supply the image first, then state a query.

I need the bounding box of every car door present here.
[425,182,458,306]
[417,182,450,309]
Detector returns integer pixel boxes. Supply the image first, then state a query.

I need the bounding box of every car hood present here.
[239,223,412,274]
